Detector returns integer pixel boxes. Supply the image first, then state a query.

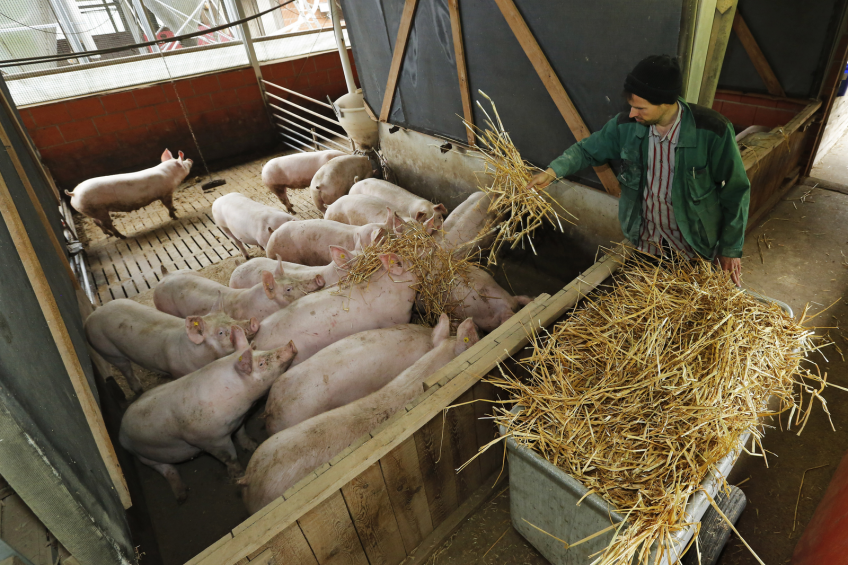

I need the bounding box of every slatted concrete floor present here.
[74,150,324,305]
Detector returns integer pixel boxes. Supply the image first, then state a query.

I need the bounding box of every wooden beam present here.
[379,0,419,122]
[491,0,620,197]
[732,12,786,97]
[448,0,474,146]
[684,0,718,102]
[0,169,131,510]
[698,0,739,108]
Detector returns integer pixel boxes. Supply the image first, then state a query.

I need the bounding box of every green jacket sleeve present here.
[548,115,623,178]
[710,124,750,258]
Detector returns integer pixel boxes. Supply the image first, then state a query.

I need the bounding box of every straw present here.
[486,252,834,565]
[461,91,576,266]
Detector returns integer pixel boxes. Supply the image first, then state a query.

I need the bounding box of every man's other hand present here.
[525,168,557,191]
[717,255,742,286]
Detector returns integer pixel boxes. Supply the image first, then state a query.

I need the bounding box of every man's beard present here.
[636,117,661,126]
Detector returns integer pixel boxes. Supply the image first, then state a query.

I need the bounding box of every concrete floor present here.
[432,180,848,565]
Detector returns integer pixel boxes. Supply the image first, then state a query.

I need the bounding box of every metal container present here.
[501,292,792,564]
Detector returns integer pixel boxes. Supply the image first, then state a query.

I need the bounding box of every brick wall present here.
[713,91,807,131]
[19,50,357,190]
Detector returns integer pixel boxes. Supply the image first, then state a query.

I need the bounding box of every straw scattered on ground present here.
[463,91,575,266]
[335,221,478,327]
[483,252,837,565]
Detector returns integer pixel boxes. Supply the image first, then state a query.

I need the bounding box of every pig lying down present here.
[241,315,479,513]
[264,323,435,434]
[120,326,297,502]
[211,193,294,259]
[309,154,373,212]
[265,216,390,266]
[153,263,323,321]
[349,179,447,225]
[85,298,259,394]
[261,150,345,213]
[65,149,193,239]
[229,257,342,290]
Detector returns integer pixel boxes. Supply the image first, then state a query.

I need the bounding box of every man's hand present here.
[525,168,557,191]
[716,255,742,287]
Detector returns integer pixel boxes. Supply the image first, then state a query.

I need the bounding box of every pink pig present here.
[440,192,500,256]
[261,150,345,213]
[65,149,193,239]
[448,266,532,332]
[309,154,373,212]
[241,315,479,514]
[211,193,294,259]
[349,179,447,224]
[229,257,343,290]
[119,327,297,502]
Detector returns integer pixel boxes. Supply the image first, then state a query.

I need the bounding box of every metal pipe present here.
[269,103,347,139]
[329,0,355,94]
[274,115,349,151]
[263,79,333,109]
[280,139,308,153]
[131,0,160,52]
[278,124,338,152]
[266,91,343,126]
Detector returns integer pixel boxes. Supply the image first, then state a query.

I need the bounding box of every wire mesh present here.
[0,0,346,106]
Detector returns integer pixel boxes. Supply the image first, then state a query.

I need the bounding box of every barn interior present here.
[2,1,848,565]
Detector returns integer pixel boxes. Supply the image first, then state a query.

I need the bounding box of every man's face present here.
[628,94,668,126]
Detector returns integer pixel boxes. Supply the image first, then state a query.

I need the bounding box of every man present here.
[526,55,749,285]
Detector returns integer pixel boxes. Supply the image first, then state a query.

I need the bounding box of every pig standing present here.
[309,155,373,212]
[153,264,323,321]
[120,327,297,501]
[85,298,259,394]
[261,150,345,213]
[229,257,342,290]
[349,179,447,224]
[241,316,479,513]
[440,192,500,255]
[448,265,532,332]
[212,193,294,259]
[251,247,418,363]
[65,149,193,239]
[265,214,397,266]
[264,323,435,434]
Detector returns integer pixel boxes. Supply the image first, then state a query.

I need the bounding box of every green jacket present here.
[548,98,750,258]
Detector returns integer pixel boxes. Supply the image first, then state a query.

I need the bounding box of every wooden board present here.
[448,0,474,146]
[246,524,318,564]
[446,389,483,502]
[698,0,739,108]
[378,437,434,552]
[379,0,420,122]
[414,413,459,526]
[731,11,785,97]
[340,463,407,565]
[297,491,369,565]
[491,0,621,197]
[472,380,504,479]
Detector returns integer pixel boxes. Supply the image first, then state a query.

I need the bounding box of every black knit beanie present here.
[624,55,682,105]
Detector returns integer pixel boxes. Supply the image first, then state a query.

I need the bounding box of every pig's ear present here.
[384,207,394,227]
[178,150,185,161]
[161,149,174,162]
[391,212,406,234]
[330,246,353,269]
[415,211,427,223]
[515,295,532,306]
[423,214,436,234]
[268,226,274,236]
[249,317,260,335]
[371,226,386,244]
[234,348,253,376]
[455,318,479,355]
[379,253,404,276]
[186,316,206,344]
[371,169,378,178]
[230,325,248,350]
[352,175,360,185]
[275,256,285,277]
[434,203,448,215]
[261,270,276,299]
[431,313,450,346]
[314,274,325,289]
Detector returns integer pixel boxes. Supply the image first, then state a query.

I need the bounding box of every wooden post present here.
[732,11,785,97]
[684,0,718,103]
[698,0,739,108]
[0,171,131,510]
[491,0,621,196]
[379,0,419,122]
[448,0,475,146]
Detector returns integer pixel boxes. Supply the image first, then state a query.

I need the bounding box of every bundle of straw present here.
[487,253,835,565]
[335,221,477,327]
[462,91,575,266]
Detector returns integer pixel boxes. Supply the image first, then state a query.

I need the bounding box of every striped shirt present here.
[637,103,698,259]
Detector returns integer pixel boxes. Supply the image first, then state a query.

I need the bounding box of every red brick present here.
[775,100,804,111]
[157,101,185,120]
[754,106,794,128]
[211,89,240,108]
[117,125,150,145]
[65,97,105,120]
[711,101,724,114]
[19,109,36,130]
[86,133,120,154]
[714,92,741,103]
[191,74,221,95]
[236,85,261,103]
[93,113,130,134]
[298,57,318,74]
[30,126,65,148]
[185,95,213,115]
[718,101,756,128]
[308,71,331,88]
[156,119,180,135]
[746,97,776,108]
[40,140,85,163]
[315,53,341,71]
[326,66,347,85]
[133,85,167,107]
[29,103,72,127]
[125,106,160,127]
[264,61,295,82]
[174,80,195,98]
[101,91,137,113]
[197,108,230,127]
[58,119,98,141]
